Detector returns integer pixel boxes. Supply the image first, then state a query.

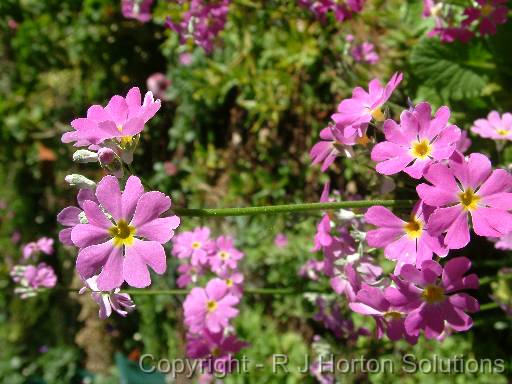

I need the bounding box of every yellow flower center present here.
[119,136,133,148]
[108,219,136,247]
[206,300,217,312]
[370,107,385,122]
[191,241,201,250]
[411,139,432,160]
[480,4,494,17]
[403,216,423,239]
[383,311,403,321]
[226,278,233,287]
[458,188,480,211]
[356,134,371,146]
[219,251,230,260]
[497,129,509,136]
[421,285,445,304]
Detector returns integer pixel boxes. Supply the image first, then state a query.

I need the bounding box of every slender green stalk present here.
[478,302,500,312]
[122,287,326,295]
[172,200,414,217]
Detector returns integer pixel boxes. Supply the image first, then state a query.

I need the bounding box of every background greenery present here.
[1,0,511,382]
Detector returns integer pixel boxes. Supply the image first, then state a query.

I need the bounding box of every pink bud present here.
[98,148,116,165]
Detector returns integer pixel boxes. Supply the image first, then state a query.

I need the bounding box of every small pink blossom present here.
[274,233,288,248]
[11,263,57,299]
[471,111,512,141]
[183,278,239,333]
[121,0,154,23]
[351,42,379,65]
[298,0,365,23]
[217,269,244,298]
[177,263,207,288]
[23,237,54,259]
[310,124,355,171]
[390,258,479,339]
[462,0,508,36]
[332,72,403,141]
[371,102,461,179]
[172,227,214,266]
[298,259,324,281]
[146,73,171,101]
[73,175,180,290]
[417,153,512,249]
[79,275,136,319]
[209,235,244,273]
[315,298,369,340]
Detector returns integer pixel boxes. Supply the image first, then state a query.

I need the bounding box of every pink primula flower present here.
[365,203,447,272]
[79,275,136,319]
[274,233,288,248]
[11,263,57,299]
[463,0,508,36]
[172,227,214,266]
[62,87,160,147]
[350,284,418,344]
[471,111,512,141]
[332,72,403,140]
[72,175,180,290]
[351,42,379,65]
[121,0,154,23]
[183,278,239,333]
[371,102,461,179]
[390,258,479,339]
[23,237,54,259]
[417,153,512,249]
[209,235,244,273]
[310,124,355,171]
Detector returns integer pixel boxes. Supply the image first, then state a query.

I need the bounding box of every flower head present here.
[183,278,239,333]
[351,42,379,65]
[209,235,244,273]
[172,227,214,266]
[365,203,447,272]
[121,0,154,23]
[417,153,512,249]
[11,263,57,299]
[146,73,171,101]
[79,275,135,319]
[72,175,180,290]
[471,111,512,141]
[462,0,508,36]
[23,237,54,259]
[390,257,479,339]
[371,102,461,179]
[274,233,288,248]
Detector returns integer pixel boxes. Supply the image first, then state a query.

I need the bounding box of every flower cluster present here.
[346,34,379,65]
[471,111,512,142]
[23,237,54,259]
[310,73,403,171]
[165,0,231,53]
[121,0,154,23]
[298,0,365,23]
[423,0,507,43]
[176,227,248,376]
[11,262,57,299]
[58,87,180,319]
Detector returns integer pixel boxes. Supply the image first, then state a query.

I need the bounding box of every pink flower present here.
[217,269,244,298]
[351,42,379,65]
[371,102,461,179]
[177,263,207,288]
[471,111,512,141]
[350,284,418,344]
[172,227,214,266]
[62,87,160,148]
[79,275,135,319]
[146,73,171,101]
[121,0,154,23]
[298,0,365,23]
[310,125,355,171]
[72,175,180,290]
[462,0,508,36]
[183,278,239,333]
[274,233,288,248]
[495,232,512,250]
[330,258,382,301]
[428,25,474,43]
[298,259,324,281]
[315,298,369,340]
[209,236,244,273]
[417,153,512,249]
[390,258,479,339]
[365,203,447,272]
[332,72,403,140]
[186,330,248,373]
[179,52,193,66]
[11,263,57,298]
[22,237,55,259]
[57,189,98,246]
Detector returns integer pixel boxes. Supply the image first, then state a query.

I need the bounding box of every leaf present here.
[410,37,491,101]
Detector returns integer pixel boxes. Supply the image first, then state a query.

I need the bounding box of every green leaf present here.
[410,37,491,101]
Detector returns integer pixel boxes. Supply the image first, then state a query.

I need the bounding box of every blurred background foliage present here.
[0,0,512,382]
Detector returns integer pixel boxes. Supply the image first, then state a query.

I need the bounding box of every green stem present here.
[172,200,414,217]
[479,302,500,312]
[121,287,327,295]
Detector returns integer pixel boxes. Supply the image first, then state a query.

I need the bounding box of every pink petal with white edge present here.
[96,175,122,221]
[76,240,116,279]
[131,191,171,227]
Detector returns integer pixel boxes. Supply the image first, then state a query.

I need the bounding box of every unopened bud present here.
[65,174,96,189]
[72,150,98,163]
[337,209,356,220]
[98,148,116,165]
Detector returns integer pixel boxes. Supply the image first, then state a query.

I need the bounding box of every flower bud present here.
[98,148,116,165]
[65,174,96,189]
[72,150,98,163]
